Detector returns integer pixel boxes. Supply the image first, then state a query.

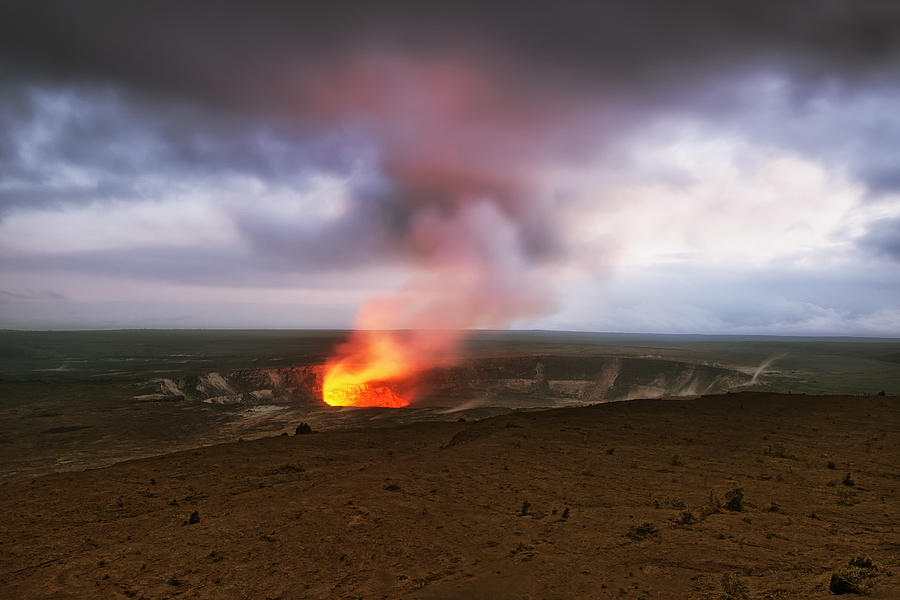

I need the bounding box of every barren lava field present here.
[2,392,898,599]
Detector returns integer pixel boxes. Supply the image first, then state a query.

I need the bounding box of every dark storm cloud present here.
[0,83,365,212]
[3,2,900,102]
[2,0,900,317]
[4,2,899,190]
[860,216,900,261]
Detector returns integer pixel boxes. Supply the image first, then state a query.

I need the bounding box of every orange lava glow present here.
[322,331,414,407]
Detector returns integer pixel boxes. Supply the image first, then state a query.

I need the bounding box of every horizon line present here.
[2,327,899,341]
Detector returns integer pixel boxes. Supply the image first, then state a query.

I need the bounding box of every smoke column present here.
[317,53,562,406]
[751,354,786,384]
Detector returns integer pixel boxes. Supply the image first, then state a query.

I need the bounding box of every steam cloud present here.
[311,56,564,390]
[751,354,786,384]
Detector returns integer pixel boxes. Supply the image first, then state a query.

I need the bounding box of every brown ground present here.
[1,392,898,599]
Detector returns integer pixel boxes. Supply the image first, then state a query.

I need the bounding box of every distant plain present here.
[1,330,898,481]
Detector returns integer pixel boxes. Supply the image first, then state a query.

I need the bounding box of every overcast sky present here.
[1,1,899,335]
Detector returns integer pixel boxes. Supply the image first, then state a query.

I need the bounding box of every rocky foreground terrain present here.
[1,392,898,599]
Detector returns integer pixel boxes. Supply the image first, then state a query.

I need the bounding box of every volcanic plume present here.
[319,55,560,407]
[321,200,554,406]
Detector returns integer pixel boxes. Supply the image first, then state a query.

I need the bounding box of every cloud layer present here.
[1,2,899,334]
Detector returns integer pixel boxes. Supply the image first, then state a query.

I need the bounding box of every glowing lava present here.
[321,331,414,407]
